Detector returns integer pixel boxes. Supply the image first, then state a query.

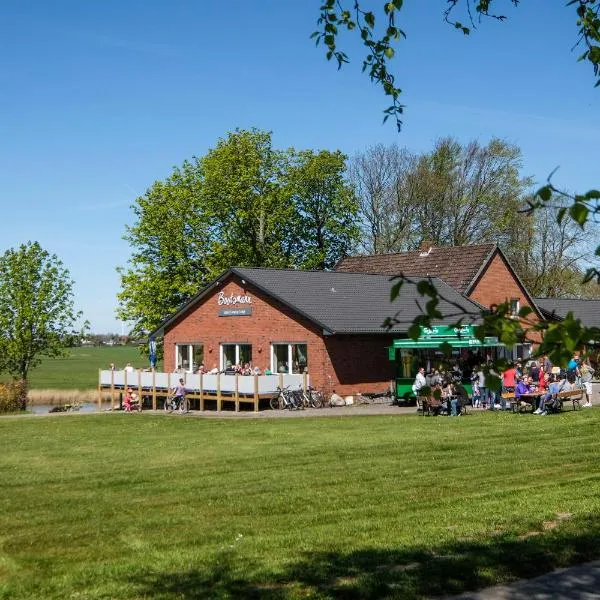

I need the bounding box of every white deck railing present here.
[99,370,308,395]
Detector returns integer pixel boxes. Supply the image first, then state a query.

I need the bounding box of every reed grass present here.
[26,389,113,406]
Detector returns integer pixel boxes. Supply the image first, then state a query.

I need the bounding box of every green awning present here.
[392,336,502,349]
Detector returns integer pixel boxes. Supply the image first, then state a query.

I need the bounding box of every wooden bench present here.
[550,388,586,412]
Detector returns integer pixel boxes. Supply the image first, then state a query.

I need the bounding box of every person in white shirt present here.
[412,367,427,395]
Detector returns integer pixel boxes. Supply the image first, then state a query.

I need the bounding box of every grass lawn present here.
[1,411,600,599]
[0,346,162,390]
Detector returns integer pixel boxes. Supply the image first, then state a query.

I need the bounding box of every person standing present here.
[580,359,595,407]
[412,367,427,396]
[476,366,490,409]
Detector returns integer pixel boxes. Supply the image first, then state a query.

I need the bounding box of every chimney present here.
[419,240,434,256]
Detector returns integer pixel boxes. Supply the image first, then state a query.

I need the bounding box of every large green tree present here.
[200,129,297,272]
[286,149,360,270]
[0,242,82,403]
[118,129,360,337]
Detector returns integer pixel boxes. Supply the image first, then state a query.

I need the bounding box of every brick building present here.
[152,267,482,396]
[336,242,544,355]
[153,243,544,395]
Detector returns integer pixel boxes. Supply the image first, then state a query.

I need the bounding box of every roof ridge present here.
[338,242,497,261]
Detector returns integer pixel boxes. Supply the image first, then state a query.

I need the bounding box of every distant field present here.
[0,346,163,390]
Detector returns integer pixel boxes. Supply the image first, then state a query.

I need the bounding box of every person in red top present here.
[502,364,517,393]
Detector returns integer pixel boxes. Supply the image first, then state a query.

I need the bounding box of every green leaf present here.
[569,203,589,227]
[536,185,552,202]
[390,280,403,301]
[408,323,421,340]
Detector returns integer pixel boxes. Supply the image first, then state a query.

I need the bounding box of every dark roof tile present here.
[534,298,600,329]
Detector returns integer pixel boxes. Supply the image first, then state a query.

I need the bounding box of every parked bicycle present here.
[300,386,324,408]
[163,394,189,414]
[270,386,303,410]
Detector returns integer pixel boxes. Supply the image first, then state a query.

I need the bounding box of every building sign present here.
[219,307,253,317]
[420,325,474,338]
[217,291,252,306]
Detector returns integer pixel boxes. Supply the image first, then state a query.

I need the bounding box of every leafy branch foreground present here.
[2,413,600,599]
[315,1,600,371]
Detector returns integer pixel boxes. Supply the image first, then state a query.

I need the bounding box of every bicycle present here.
[164,395,189,414]
[301,386,324,408]
[270,386,302,410]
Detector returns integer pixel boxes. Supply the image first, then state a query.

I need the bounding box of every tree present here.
[118,129,362,337]
[117,159,212,340]
[351,138,530,252]
[200,128,296,272]
[285,149,360,269]
[349,143,418,254]
[0,242,82,406]
[505,198,594,298]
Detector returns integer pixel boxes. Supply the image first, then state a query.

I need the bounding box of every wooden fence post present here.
[200,373,204,411]
[97,369,102,412]
[217,373,221,412]
[152,369,157,410]
[254,374,259,413]
[235,373,239,412]
[110,369,115,410]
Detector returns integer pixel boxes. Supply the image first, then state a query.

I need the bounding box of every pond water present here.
[30,402,113,414]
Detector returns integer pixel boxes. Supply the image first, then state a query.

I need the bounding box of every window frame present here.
[220,343,252,370]
[271,342,308,374]
[175,343,203,373]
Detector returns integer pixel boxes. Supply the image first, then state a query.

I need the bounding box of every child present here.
[471,378,481,408]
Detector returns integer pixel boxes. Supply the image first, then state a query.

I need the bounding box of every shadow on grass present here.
[131,514,600,599]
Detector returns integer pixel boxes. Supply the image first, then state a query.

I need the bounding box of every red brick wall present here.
[324,335,395,396]
[163,274,393,395]
[468,252,543,345]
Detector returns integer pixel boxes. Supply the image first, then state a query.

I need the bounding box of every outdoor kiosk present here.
[389,325,505,399]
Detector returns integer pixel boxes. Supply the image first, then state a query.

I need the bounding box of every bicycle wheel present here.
[179,398,189,414]
[310,391,323,408]
[164,397,171,412]
[270,394,282,410]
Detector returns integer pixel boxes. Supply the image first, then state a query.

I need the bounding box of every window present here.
[176,344,203,372]
[271,343,308,374]
[510,298,520,318]
[220,344,252,370]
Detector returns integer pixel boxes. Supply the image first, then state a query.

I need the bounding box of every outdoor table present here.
[515,391,544,413]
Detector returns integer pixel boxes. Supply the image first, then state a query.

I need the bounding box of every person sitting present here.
[242,362,252,376]
[124,387,133,411]
[535,374,573,415]
[264,366,273,375]
[209,364,219,374]
[170,378,186,408]
[253,366,262,375]
[124,388,137,412]
[196,364,206,374]
[514,376,531,401]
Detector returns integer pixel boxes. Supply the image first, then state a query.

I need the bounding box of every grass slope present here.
[1,411,600,599]
[0,346,162,390]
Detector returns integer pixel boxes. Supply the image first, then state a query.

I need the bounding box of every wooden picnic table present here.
[515,391,544,412]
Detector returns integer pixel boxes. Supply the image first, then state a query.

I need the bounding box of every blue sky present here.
[1,1,598,332]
